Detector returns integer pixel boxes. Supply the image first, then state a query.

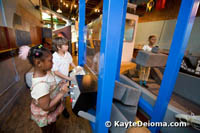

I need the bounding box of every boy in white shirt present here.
[52,37,76,118]
[52,37,76,83]
[139,35,157,87]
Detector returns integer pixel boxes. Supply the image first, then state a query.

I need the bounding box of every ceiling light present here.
[56,8,62,13]
[74,5,77,8]
[66,4,69,7]
[60,0,62,3]
[53,15,57,19]
[63,2,66,6]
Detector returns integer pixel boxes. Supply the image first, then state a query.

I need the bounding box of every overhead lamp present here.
[60,0,62,3]
[95,9,100,13]
[57,8,62,13]
[66,4,69,8]
[74,4,77,8]
[57,0,62,13]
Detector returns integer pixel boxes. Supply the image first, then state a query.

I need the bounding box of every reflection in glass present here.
[85,18,136,75]
[124,19,135,42]
[86,39,101,75]
[85,17,102,75]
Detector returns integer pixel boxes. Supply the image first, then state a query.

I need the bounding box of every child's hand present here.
[60,83,69,94]
[75,67,82,73]
[58,80,67,87]
[60,79,66,84]
[67,77,73,81]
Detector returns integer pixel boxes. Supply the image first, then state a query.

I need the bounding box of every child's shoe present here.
[139,80,143,86]
[143,81,148,88]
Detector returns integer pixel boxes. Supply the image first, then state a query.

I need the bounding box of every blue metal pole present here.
[138,97,153,117]
[0,0,7,26]
[150,0,199,132]
[95,0,128,132]
[116,0,128,81]
[78,0,86,66]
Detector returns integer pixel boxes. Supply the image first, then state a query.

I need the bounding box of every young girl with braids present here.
[19,45,69,133]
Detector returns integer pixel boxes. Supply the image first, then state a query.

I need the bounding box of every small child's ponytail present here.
[19,46,31,60]
[19,44,51,66]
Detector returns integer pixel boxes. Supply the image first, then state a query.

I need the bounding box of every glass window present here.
[124,19,135,42]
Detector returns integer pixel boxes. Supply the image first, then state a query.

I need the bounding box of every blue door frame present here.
[78,0,86,66]
[78,1,128,132]
[95,0,128,132]
[78,0,200,133]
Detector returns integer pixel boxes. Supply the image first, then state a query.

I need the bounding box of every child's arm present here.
[38,83,69,111]
[54,71,72,81]
[71,63,84,73]
[71,62,76,68]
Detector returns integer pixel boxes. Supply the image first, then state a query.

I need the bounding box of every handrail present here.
[0,48,17,54]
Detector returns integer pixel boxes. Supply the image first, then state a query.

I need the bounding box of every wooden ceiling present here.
[42,0,103,24]
[42,0,200,24]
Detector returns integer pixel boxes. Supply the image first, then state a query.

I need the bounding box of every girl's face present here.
[149,36,157,45]
[40,53,53,71]
[60,44,68,52]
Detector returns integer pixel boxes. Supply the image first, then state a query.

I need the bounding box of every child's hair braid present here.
[19,44,51,66]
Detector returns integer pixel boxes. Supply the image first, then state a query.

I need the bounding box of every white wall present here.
[1,0,17,27]
[0,0,5,26]
[135,17,200,55]
[0,0,41,28]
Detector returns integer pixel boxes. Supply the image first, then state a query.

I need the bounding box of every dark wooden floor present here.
[0,88,92,133]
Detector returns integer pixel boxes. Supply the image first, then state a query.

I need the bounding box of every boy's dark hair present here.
[27,44,51,66]
[148,35,156,40]
[52,37,70,52]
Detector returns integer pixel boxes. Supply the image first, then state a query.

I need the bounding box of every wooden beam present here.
[88,0,103,16]
[50,14,54,29]
[45,0,51,9]
[69,0,76,14]
[68,0,76,19]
